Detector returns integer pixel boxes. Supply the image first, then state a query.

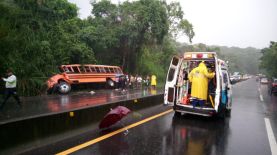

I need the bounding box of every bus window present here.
[114,68,118,73]
[118,68,123,74]
[59,67,64,72]
[116,68,122,74]
[64,67,71,73]
[104,67,110,73]
[99,67,105,73]
[84,66,91,72]
[90,67,96,73]
[80,66,85,73]
[72,66,80,73]
[95,67,100,73]
[109,68,115,73]
[115,68,121,74]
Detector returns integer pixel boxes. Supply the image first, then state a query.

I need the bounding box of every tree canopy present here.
[260,41,277,77]
[0,0,194,96]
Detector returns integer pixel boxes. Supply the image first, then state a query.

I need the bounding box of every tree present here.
[86,0,194,74]
[0,0,195,95]
[0,0,96,95]
[260,41,277,77]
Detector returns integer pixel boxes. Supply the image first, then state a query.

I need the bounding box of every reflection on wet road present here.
[69,78,275,155]
[7,78,277,155]
[0,88,161,124]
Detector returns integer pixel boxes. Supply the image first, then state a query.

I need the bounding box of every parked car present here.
[230,76,236,83]
[260,77,268,84]
[269,78,277,95]
[230,75,240,84]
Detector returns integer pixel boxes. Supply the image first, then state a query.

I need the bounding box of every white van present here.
[164,52,232,117]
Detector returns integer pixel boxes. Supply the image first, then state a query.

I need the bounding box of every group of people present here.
[115,74,157,91]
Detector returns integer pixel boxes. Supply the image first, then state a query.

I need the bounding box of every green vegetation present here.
[260,41,277,77]
[177,43,261,74]
[0,0,194,96]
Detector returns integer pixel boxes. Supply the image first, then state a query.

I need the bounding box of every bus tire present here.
[107,79,115,88]
[58,82,71,94]
[47,84,58,94]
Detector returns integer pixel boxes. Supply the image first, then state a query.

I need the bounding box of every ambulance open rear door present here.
[164,56,182,106]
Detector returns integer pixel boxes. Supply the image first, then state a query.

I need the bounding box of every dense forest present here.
[0,0,194,96]
[1,0,272,97]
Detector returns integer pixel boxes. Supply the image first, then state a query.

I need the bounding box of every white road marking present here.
[264,118,277,155]
[258,86,264,102]
[260,94,264,102]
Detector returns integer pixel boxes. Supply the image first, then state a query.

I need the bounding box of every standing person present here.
[151,74,157,90]
[188,61,215,108]
[0,69,22,110]
[137,75,142,89]
[130,75,135,89]
[134,74,138,89]
[119,75,127,91]
[146,75,150,87]
[127,75,132,89]
[125,74,129,89]
[114,74,120,90]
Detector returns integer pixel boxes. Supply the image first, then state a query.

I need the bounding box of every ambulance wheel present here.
[226,109,231,117]
[174,111,182,117]
[217,105,226,119]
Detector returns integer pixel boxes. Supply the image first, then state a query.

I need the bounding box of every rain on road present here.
[25,78,277,155]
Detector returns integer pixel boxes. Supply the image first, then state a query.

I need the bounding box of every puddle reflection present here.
[162,115,230,155]
[46,89,159,112]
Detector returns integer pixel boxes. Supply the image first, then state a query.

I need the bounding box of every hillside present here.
[177,43,261,74]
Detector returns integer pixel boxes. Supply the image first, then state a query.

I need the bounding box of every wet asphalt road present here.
[21,78,277,155]
[0,88,162,125]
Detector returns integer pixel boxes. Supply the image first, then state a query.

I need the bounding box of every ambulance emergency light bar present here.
[183,52,215,59]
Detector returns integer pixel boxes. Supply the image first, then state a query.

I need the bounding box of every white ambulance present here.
[164,52,232,117]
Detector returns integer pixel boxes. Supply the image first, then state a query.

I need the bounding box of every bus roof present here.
[60,64,121,68]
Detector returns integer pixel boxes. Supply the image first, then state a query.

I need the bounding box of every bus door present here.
[164,56,183,106]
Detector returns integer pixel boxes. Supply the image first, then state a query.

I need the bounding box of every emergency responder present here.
[188,61,215,108]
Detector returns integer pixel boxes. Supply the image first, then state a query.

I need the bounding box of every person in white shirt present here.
[0,69,22,110]
[137,75,142,88]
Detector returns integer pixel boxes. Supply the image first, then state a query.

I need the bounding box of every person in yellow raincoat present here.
[151,74,157,90]
[188,61,215,107]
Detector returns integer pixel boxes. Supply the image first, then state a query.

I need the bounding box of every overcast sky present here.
[69,0,277,49]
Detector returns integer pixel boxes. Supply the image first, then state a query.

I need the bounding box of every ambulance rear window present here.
[223,72,228,83]
[167,68,175,81]
[172,57,179,66]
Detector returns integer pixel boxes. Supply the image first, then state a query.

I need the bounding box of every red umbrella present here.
[99,106,131,129]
